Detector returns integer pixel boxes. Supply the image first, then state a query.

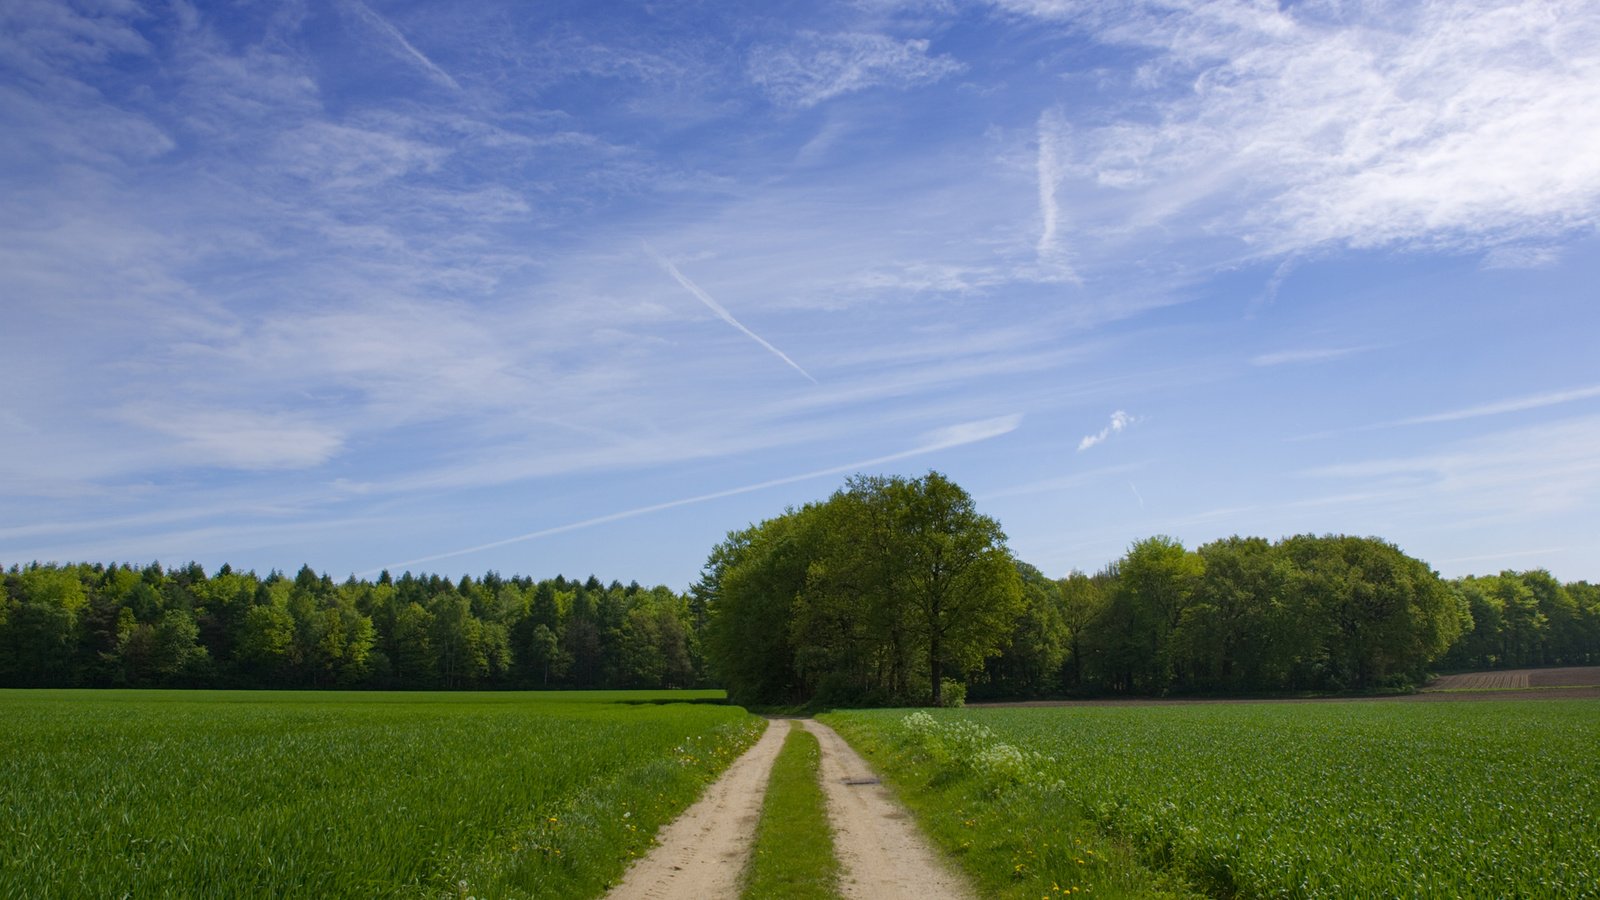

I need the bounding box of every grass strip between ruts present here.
[740,723,842,900]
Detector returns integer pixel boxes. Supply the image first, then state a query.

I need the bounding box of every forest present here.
[4,471,1598,699]
[0,564,704,691]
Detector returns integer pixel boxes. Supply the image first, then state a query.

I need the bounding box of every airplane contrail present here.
[363,413,1022,575]
[1037,116,1060,260]
[643,242,818,383]
[1035,109,1079,281]
[343,0,461,91]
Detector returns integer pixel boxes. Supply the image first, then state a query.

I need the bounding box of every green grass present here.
[823,700,1600,899]
[741,724,841,900]
[0,689,759,898]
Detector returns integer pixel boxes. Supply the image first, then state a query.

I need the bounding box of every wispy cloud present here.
[1432,547,1567,567]
[978,462,1142,500]
[1035,108,1062,263]
[643,242,818,383]
[115,406,345,471]
[1305,415,1600,521]
[1397,384,1600,426]
[365,413,1021,574]
[747,32,962,108]
[1078,410,1137,451]
[1005,0,1600,260]
[1251,346,1372,367]
[1480,244,1563,270]
[339,0,461,91]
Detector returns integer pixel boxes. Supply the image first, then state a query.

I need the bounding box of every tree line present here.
[988,537,1598,699]
[6,472,1598,701]
[696,473,1600,706]
[0,563,707,690]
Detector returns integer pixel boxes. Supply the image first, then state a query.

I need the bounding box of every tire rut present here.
[804,719,977,900]
[605,718,791,900]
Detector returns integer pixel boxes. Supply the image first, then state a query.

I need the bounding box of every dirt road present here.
[605,718,790,900]
[607,717,974,900]
[804,719,977,900]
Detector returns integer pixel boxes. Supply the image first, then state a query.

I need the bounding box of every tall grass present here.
[825,700,1600,899]
[0,689,759,898]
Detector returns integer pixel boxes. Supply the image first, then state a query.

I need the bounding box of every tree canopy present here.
[702,471,1022,707]
[6,473,1596,701]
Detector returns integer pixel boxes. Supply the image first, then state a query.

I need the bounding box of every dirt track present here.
[605,719,790,900]
[805,719,977,900]
[607,717,974,900]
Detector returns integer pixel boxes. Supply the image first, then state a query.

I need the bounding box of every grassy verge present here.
[741,724,842,900]
[819,711,1196,900]
[825,702,1600,898]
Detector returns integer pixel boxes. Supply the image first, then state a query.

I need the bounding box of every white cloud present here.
[1078,409,1137,451]
[1020,0,1600,258]
[118,406,345,471]
[747,32,963,108]
[275,122,449,190]
[1251,346,1371,367]
[1034,107,1077,280]
[1305,415,1600,522]
[1480,244,1563,270]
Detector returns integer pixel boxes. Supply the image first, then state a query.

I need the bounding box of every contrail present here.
[1036,111,1075,280]
[343,0,461,90]
[1398,383,1600,425]
[644,242,818,383]
[362,414,1022,575]
[1037,113,1060,261]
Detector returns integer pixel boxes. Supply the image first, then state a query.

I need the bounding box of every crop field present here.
[824,700,1600,899]
[0,689,761,898]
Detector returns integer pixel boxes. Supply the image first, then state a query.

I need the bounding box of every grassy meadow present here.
[824,700,1600,899]
[0,689,761,898]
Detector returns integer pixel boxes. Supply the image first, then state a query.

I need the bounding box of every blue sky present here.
[3,0,1598,587]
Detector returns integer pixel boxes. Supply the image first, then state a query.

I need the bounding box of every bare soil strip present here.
[605,718,791,900]
[1428,666,1600,690]
[975,666,1600,707]
[1426,670,1530,690]
[803,719,978,900]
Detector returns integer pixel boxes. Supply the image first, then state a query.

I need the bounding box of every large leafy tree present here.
[885,472,1023,706]
[704,471,1022,707]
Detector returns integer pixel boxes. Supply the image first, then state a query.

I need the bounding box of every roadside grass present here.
[824,701,1600,899]
[0,689,760,899]
[820,712,1191,900]
[741,724,842,900]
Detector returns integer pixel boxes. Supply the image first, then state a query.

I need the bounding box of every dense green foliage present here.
[696,473,1536,704]
[825,701,1600,899]
[1052,534,1465,695]
[0,563,705,690]
[8,477,1596,699]
[702,472,1023,707]
[1442,569,1600,670]
[0,689,760,897]
[740,725,840,900]
[979,537,1600,698]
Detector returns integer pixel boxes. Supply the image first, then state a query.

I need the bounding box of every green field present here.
[824,701,1600,899]
[0,689,761,898]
